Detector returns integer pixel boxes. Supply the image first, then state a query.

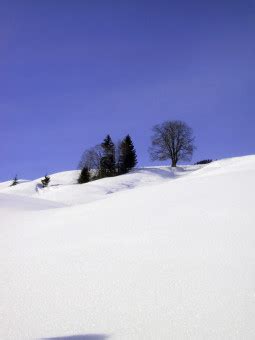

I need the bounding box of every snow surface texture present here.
[1,156,255,339]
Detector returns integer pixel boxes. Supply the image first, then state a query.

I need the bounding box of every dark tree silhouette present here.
[149,120,195,167]
[78,145,103,173]
[10,175,18,186]
[78,167,90,184]
[195,159,212,165]
[78,134,137,180]
[100,135,116,177]
[41,174,50,187]
[115,139,122,174]
[118,135,137,174]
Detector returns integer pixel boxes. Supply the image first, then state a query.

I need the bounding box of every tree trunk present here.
[171,159,177,167]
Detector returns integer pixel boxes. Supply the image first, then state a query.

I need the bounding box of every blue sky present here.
[1,0,255,181]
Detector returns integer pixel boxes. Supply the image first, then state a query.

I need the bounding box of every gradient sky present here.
[1,0,255,181]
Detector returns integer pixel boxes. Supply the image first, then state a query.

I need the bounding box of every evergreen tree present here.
[78,167,90,184]
[118,135,137,174]
[41,174,50,188]
[100,134,116,178]
[10,175,18,186]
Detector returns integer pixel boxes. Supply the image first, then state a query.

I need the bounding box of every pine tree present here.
[41,174,50,187]
[99,134,116,178]
[78,167,90,184]
[118,135,137,174]
[10,175,18,186]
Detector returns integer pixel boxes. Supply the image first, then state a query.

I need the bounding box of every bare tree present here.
[78,145,103,178]
[149,120,195,167]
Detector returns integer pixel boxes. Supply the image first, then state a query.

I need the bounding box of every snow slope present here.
[0,166,201,205]
[0,193,65,211]
[1,155,255,340]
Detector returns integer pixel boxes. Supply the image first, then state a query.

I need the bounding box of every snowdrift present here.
[1,155,255,339]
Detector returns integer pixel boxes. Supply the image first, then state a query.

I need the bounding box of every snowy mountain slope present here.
[1,166,202,205]
[1,155,255,340]
[0,179,29,191]
[0,180,12,190]
[0,193,66,211]
[0,170,79,198]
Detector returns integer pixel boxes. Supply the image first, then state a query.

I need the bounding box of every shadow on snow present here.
[40,334,109,340]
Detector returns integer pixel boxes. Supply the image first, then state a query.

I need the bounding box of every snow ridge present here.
[1,155,255,340]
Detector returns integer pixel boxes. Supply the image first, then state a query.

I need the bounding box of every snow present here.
[0,166,202,205]
[0,193,65,211]
[1,155,255,339]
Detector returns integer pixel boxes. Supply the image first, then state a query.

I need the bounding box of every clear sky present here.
[1,0,255,181]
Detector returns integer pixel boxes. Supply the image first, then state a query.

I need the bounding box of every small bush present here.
[195,159,213,165]
[10,175,18,186]
[41,175,50,187]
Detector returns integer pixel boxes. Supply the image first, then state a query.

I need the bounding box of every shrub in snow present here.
[41,175,50,187]
[195,159,213,165]
[10,175,18,186]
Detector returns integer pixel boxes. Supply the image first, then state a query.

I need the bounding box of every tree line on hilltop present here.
[10,120,214,187]
[78,134,137,184]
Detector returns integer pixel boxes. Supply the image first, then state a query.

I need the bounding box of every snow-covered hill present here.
[1,155,255,339]
[0,165,201,205]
